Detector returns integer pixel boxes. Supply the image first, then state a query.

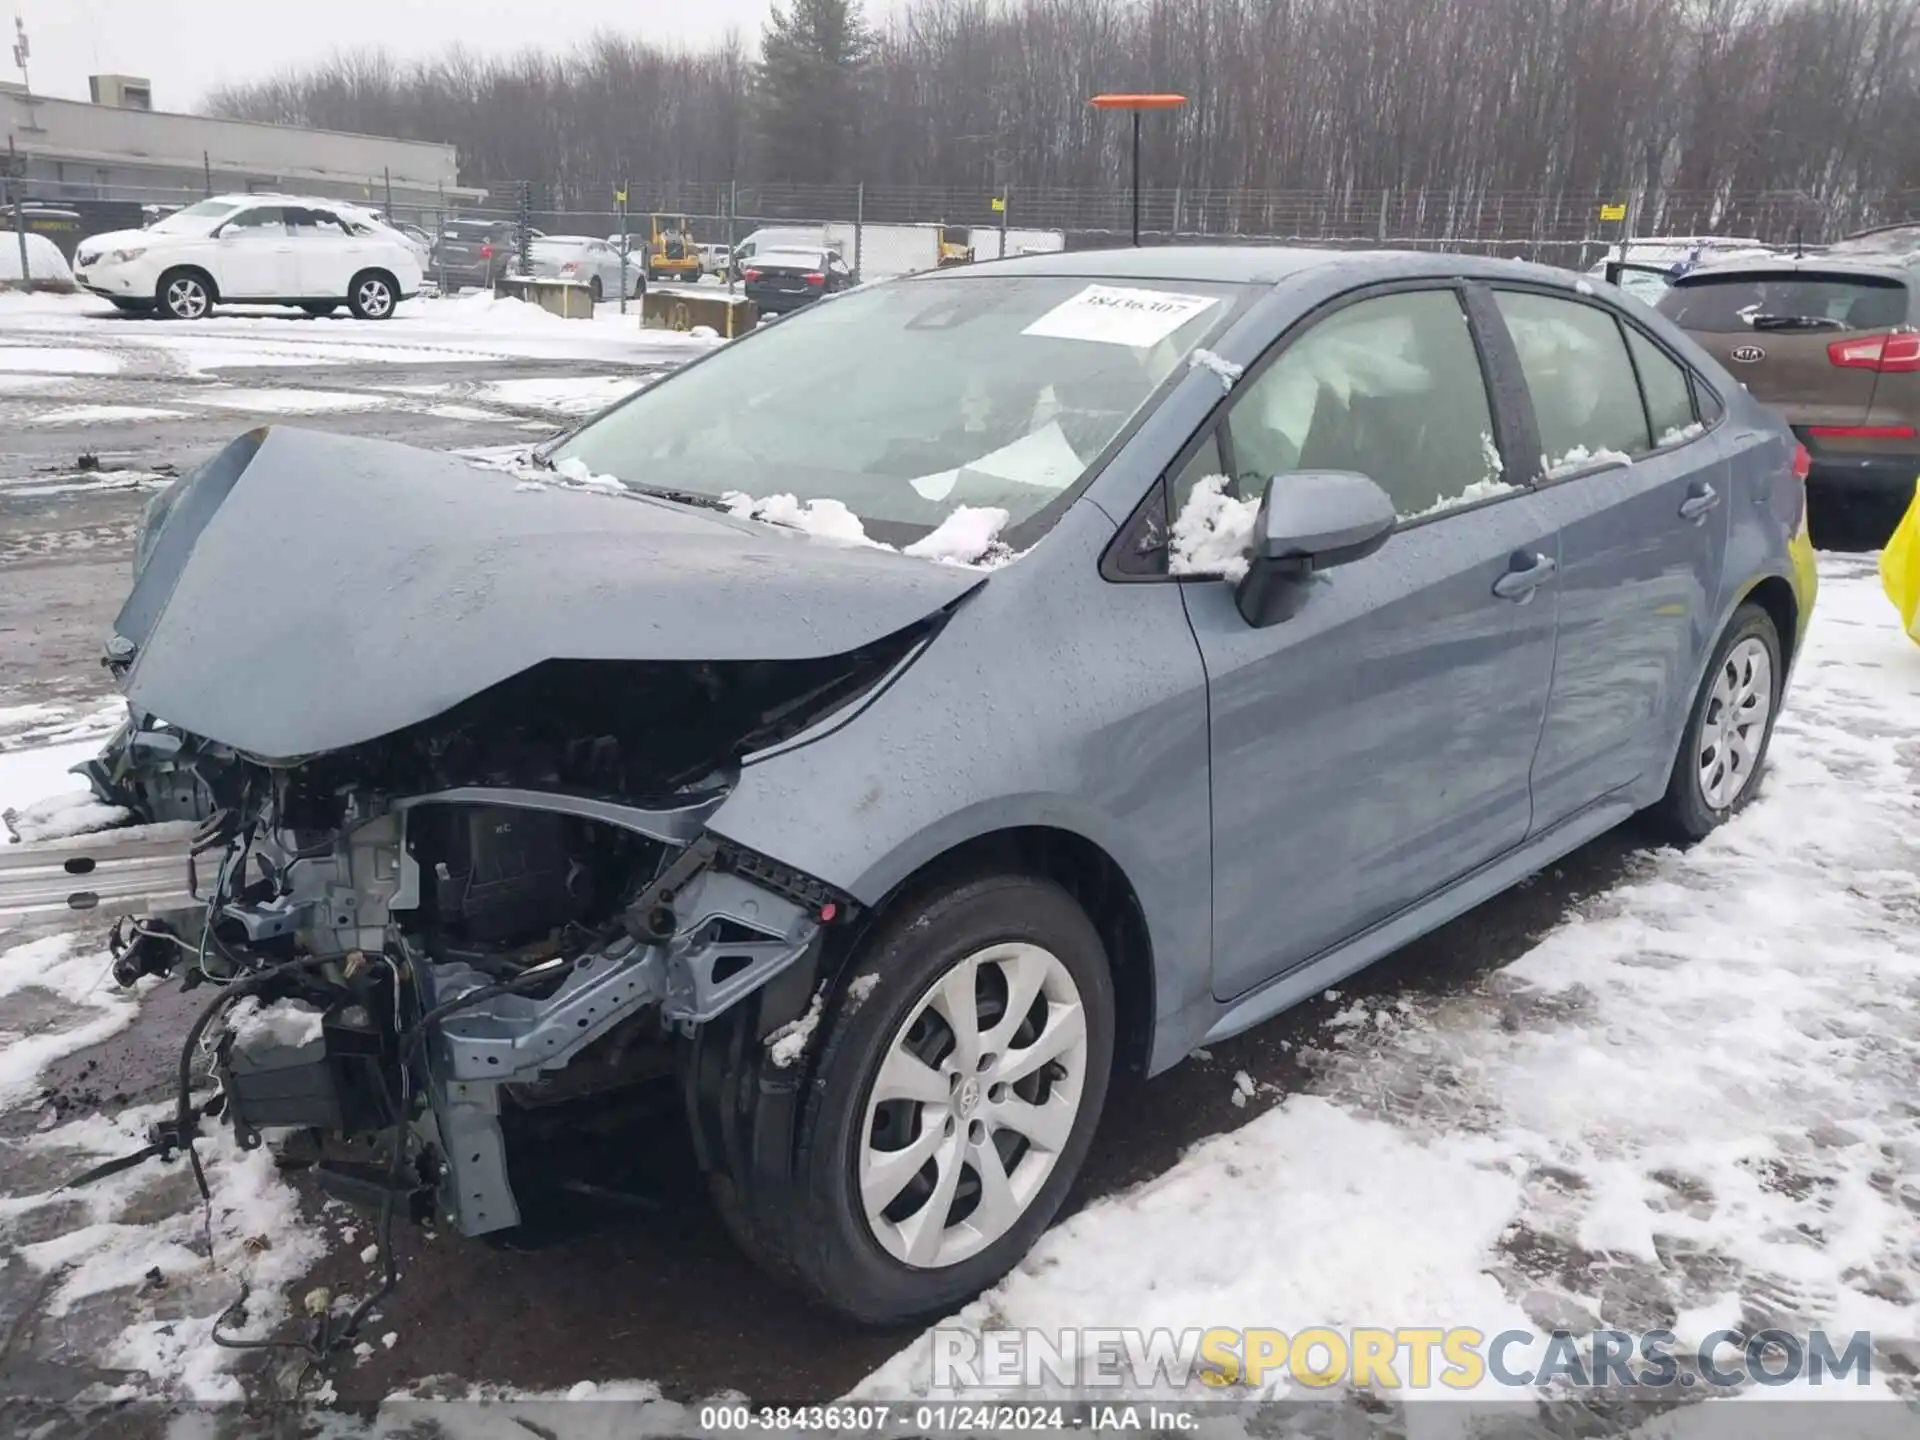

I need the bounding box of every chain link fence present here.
[5,163,1918,288]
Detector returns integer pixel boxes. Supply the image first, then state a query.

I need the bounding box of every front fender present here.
[704,497,1217,1066]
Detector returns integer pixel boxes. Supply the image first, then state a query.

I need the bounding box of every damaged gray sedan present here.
[77,247,1811,1326]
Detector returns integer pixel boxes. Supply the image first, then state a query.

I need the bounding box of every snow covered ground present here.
[0,556,1912,1429]
[0,289,720,375]
[864,552,1920,1414]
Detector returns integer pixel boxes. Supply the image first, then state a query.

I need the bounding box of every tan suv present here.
[1655,232,1918,508]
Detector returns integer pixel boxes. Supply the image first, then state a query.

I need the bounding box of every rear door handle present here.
[1679,482,1721,524]
[1492,551,1557,602]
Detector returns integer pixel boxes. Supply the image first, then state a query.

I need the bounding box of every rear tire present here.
[347,270,398,320]
[703,873,1115,1324]
[1650,603,1783,841]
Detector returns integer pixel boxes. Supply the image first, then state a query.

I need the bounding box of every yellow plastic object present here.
[1881,476,1920,645]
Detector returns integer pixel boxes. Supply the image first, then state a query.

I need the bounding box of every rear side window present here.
[1494,291,1651,472]
[1656,273,1909,333]
[285,207,351,236]
[1625,328,1699,445]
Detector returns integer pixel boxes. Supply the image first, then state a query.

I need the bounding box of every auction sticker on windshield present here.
[1021,284,1220,347]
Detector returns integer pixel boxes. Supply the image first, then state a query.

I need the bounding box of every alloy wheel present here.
[356,278,394,318]
[165,277,209,319]
[1697,636,1773,810]
[858,942,1088,1270]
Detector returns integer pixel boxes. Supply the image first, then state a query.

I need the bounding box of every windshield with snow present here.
[550,274,1243,539]
[148,200,241,234]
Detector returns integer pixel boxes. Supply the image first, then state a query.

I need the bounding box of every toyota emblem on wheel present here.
[1730,344,1766,362]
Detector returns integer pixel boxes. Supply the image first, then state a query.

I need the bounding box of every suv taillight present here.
[804,272,826,285]
[743,268,762,283]
[1791,442,1811,481]
[1827,331,1920,373]
[479,242,494,259]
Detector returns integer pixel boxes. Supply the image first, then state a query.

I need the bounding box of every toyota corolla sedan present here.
[78,248,1815,1328]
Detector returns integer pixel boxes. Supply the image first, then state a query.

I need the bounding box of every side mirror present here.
[1234,470,1396,627]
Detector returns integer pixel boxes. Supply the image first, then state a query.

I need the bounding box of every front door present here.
[1481,287,1731,828]
[214,205,296,299]
[1178,285,1561,1001]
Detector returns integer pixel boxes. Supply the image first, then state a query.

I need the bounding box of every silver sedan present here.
[523,235,644,301]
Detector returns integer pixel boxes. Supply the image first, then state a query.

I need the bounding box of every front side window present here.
[1217,289,1508,521]
[1495,291,1651,473]
[149,199,241,234]
[550,275,1246,542]
[222,206,288,237]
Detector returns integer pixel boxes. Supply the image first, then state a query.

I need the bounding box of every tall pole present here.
[1131,111,1141,247]
[1092,96,1185,248]
[7,140,29,285]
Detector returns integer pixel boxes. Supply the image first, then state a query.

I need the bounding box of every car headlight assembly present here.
[109,246,147,264]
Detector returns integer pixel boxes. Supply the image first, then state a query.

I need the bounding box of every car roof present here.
[532,234,599,245]
[758,246,831,260]
[903,244,1603,291]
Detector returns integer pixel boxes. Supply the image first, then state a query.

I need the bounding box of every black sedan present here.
[743,246,856,315]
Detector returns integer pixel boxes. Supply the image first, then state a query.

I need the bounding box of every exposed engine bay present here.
[41,422,996,1351]
[90,648,905,1277]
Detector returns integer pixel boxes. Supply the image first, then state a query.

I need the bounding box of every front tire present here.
[300,301,337,317]
[729,874,1115,1324]
[347,270,398,320]
[155,269,213,320]
[1651,603,1783,840]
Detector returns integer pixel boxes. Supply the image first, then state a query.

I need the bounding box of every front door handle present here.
[1679,482,1721,524]
[1492,551,1557,602]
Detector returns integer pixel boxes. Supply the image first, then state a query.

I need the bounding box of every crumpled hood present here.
[114,427,984,761]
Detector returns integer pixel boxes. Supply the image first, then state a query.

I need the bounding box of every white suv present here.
[74,194,425,321]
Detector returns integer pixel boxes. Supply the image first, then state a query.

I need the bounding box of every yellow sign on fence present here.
[1599,203,1627,221]
[991,196,1006,212]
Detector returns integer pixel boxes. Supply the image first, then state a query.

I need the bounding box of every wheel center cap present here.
[957,1078,981,1115]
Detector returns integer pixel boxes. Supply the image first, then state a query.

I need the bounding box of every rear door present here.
[1178,284,1562,1000]
[1481,285,1732,829]
[285,206,360,298]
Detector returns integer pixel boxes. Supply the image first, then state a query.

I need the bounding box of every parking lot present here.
[0,284,1916,1435]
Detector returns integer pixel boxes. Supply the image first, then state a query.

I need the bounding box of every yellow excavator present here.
[643,214,704,283]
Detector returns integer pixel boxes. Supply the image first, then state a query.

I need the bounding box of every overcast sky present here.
[17,0,796,108]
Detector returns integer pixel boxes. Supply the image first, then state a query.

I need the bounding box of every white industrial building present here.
[1,76,485,212]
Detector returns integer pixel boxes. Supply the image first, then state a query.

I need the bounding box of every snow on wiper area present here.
[722,490,1017,570]
[861,558,1920,1406]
